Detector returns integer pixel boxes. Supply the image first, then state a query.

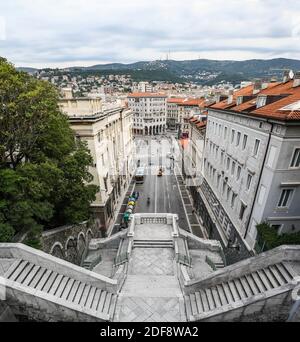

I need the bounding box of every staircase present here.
[184,262,296,321]
[133,240,174,248]
[3,258,117,321]
[175,237,192,267]
[114,238,129,266]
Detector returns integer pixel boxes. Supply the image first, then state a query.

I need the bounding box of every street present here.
[132,135,190,231]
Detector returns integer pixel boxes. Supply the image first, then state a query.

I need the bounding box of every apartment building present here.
[167,98,186,131]
[127,92,167,135]
[178,98,207,138]
[132,81,153,93]
[189,75,300,264]
[59,91,135,233]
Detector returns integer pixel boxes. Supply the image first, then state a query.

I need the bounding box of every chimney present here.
[253,80,262,95]
[293,71,300,88]
[227,90,234,104]
[283,70,291,83]
[216,94,228,103]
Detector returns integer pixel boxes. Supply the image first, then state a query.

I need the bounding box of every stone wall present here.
[41,221,99,266]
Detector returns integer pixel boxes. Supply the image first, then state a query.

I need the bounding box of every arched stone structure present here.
[87,229,93,245]
[50,242,65,260]
[77,232,86,263]
[65,237,78,264]
[41,221,98,266]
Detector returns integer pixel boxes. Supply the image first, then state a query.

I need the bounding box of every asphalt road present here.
[134,136,190,231]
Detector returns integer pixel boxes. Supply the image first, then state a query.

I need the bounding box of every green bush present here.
[256,222,300,252]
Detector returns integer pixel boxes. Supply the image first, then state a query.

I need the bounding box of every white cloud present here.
[0,17,5,40]
[0,0,300,67]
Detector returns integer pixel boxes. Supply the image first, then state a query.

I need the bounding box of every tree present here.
[0,58,98,246]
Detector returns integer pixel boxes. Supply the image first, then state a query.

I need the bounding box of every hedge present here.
[256,222,300,251]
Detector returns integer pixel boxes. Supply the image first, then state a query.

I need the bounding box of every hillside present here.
[16,58,300,85]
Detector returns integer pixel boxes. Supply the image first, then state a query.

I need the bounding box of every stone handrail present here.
[0,276,110,322]
[0,243,118,293]
[178,228,223,253]
[89,230,128,251]
[184,245,300,292]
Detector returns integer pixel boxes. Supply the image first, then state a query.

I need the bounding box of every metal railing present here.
[176,253,192,267]
[220,249,227,267]
[205,255,217,271]
[114,253,128,266]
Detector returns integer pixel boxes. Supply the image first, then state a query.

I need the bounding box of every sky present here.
[0,0,300,68]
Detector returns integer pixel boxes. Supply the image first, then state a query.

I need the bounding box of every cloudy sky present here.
[1,0,300,68]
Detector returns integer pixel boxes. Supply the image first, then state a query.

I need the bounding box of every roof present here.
[128,92,167,98]
[178,98,206,107]
[167,98,186,104]
[252,93,300,121]
[210,84,254,110]
[209,79,300,122]
[196,121,207,129]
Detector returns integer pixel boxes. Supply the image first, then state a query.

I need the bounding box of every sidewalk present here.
[108,178,136,237]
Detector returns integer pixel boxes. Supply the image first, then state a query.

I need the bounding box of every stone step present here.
[2,257,115,319]
[185,262,295,319]
[133,240,174,248]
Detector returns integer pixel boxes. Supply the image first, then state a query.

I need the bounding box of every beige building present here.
[59,91,135,233]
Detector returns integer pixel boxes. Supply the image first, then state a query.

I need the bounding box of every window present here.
[242,135,248,150]
[231,161,236,176]
[278,189,294,208]
[231,129,235,144]
[231,193,237,208]
[253,139,260,157]
[271,224,282,232]
[227,187,231,201]
[256,96,267,108]
[236,132,241,146]
[224,127,228,139]
[246,174,253,191]
[222,181,226,195]
[221,152,224,164]
[239,203,247,221]
[237,166,241,180]
[290,148,300,168]
[217,174,221,189]
[226,157,230,170]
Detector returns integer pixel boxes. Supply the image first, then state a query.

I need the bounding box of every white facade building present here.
[128,93,167,135]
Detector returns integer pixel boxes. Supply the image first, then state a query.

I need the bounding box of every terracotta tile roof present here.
[178,98,206,107]
[167,98,186,104]
[196,121,207,128]
[128,92,167,98]
[252,93,300,121]
[210,84,255,110]
[210,79,300,121]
